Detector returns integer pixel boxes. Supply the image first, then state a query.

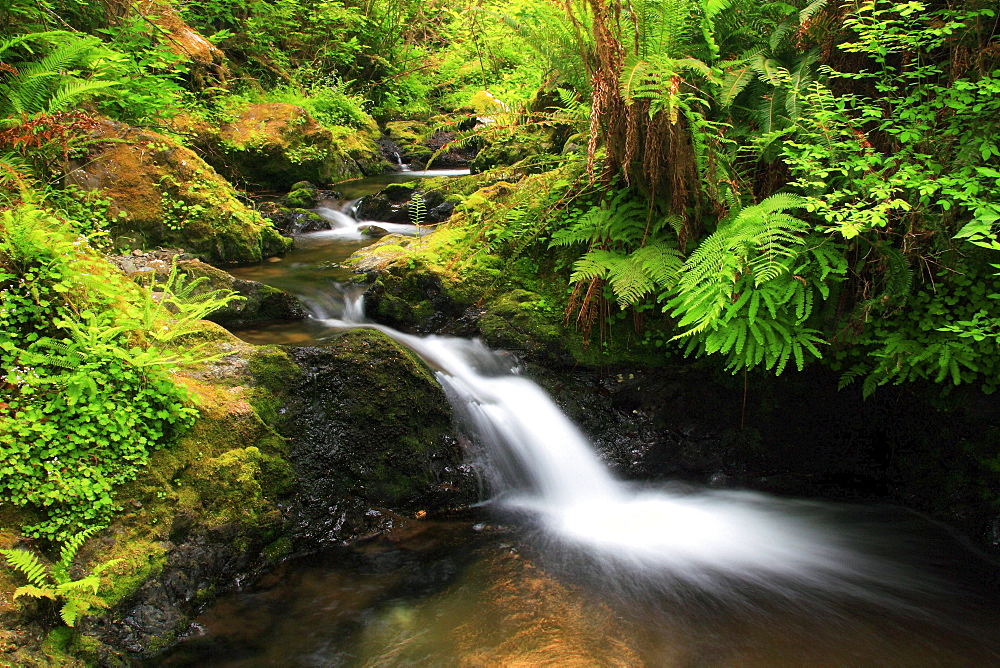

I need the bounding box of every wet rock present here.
[359,225,389,238]
[424,130,477,168]
[356,187,446,225]
[259,202,331,235]
[281,330,475,547]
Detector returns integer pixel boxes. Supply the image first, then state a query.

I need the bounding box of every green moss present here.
[246,348,301,424]
[67,122,290,265]
[262,537,292,564]
[40,628,86,667]
[282,187,318,209]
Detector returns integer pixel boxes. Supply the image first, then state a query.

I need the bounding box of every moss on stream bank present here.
[346,167,670,367]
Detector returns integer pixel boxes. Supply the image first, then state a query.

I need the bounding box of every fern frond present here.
[45,79,117,113]
[56,525,103,580]
[13,584,57,601]
[2,548,51,587]
[58,592,108,627]
[799,0,831,25]
[570,248,620,283]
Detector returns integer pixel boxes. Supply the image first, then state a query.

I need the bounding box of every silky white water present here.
[312,206,427,242]
[311,294,919,597]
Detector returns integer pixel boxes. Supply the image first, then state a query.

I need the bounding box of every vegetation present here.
[0,0,998,654]
[1,527,119,627]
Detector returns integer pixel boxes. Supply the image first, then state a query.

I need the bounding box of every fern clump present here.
[666,194,846,373]
[0,204,239,540]
[1,527,120,627]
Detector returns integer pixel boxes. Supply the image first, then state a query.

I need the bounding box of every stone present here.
[65,120,290,265]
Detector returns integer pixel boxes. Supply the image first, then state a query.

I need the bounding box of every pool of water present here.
[157,508,1000,667]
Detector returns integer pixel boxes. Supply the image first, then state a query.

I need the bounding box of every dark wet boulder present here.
[259,202,331,235]
[356,186,445,224]
[281,330,475,545]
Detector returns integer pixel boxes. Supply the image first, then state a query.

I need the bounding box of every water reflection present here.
[158,515,1000,667]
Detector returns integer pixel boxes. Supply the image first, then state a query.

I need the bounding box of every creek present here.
[159,173,1000,666]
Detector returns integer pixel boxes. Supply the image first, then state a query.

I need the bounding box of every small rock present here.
[359,225,389,238]
[267,256,283,262]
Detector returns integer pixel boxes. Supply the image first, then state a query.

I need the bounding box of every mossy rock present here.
[65,120,291,265]
[281,181,319,208]
[180,104,388,190]
[345,170,670,367]
[282,329,471,542]
[470,128,555,173]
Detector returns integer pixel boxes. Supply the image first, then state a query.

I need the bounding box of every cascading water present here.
[313,292,953,604]
[174,181,1000,663]
[312,204,425,242]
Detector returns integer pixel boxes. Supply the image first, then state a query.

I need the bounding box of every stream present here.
[158,173,1000,666]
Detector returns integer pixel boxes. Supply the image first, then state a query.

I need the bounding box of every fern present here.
[667,194,846,372]
[1,527,119,627]
[409,192,427,227]
[0,32,117,117]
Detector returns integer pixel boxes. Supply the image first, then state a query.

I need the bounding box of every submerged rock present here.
[359,224,389,238]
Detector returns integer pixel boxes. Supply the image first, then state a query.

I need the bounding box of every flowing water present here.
[164,174,1000,666]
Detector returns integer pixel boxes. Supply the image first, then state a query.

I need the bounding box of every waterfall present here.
[313,292,943,600]
[311,203,424,241]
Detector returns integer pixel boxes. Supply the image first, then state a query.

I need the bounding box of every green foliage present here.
[409,192,427,227]
[0,29,183,123]
[666,194,846,373]
[0,204,238,540]
[551,189,683,308]
[1,526,120,627]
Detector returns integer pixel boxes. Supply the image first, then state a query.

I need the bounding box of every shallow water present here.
[158,512,1000,667]
[230,169,464,345]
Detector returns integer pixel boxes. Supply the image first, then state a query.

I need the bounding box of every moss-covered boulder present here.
[281,180,319,208]
[355,182,451,225]
[65,120,291,265]
[176,103,387,189]
[281,330,473,544]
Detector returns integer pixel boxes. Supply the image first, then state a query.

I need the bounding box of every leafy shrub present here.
[0,204,237,540]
